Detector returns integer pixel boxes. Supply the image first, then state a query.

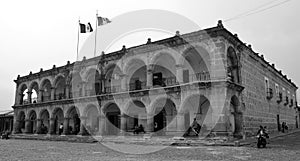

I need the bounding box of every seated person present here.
[133,124,146,134]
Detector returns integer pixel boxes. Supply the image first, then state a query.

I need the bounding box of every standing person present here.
[59,123,63,135]
[281,122,285,133]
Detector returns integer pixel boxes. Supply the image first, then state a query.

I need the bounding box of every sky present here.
[0,0,299,111]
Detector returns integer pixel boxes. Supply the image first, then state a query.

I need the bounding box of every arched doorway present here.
[28,110,37,134]
[104,64,122,93]
[103,103,120,135]
[40,110,50,134]
[85,105,99,135]
[182,95,212,136]
[125,100,147,132]
[52,108,64,134]
[124,59,147,91]
[85,69,101,96]
[19,84,28,105]
[67,107,80,135]
[153,98,177,135]
[229,96,243,136]
[54,76,66,100]
[17,111,25,133]
[41,79,52,102]
[182,47,210,82]
[29,82,39,103]
[151,53,177,87]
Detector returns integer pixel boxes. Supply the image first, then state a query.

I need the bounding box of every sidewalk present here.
[9,128,300,147]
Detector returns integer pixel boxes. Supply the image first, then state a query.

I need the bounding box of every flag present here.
[79,22,93,33]
[97,16,111,26]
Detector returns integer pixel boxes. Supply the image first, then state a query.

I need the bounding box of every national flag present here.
[79,22,93,33]
[97,16,111,26]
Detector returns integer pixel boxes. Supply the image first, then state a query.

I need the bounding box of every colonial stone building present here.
[0,110,14,134]
[12,21,298,138]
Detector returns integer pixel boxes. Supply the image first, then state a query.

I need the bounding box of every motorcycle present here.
[256,132,269,148]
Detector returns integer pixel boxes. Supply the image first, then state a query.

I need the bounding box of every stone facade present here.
[12,21,298,138]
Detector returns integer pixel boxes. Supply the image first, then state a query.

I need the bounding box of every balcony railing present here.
[104,85,121,94]
[17,72,215,106]
[129,82,146,91]
[54,93,66,100]
[189,72,210,82]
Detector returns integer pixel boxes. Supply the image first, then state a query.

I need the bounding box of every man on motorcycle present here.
[256,125,269,148]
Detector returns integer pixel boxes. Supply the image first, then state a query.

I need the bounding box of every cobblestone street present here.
[1,131,300,161]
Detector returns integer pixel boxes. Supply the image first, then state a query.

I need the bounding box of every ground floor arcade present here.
[13,87,245,137]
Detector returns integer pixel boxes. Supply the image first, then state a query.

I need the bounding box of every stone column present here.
[147,113,154,132]
[65,85,70,99]
[176,112,186,134]
[13,119,20,134]
[36,119,42,134]
[101,76,105,93]
[24,119,31,134]
[98,114,105,136]
[175,64,183,84]
[49,118,55,135]
[38,89,43,102]
[147,65,154,88]
[27,91,32,104]
[120,113,127,135]
[78,116,88,136]
[62,117,70,135]
[120,74,128,91]
[81,82,86,96]
[50,87,55,100]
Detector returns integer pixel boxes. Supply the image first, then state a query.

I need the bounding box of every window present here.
[265,77,269,94]
[275,84,279,96]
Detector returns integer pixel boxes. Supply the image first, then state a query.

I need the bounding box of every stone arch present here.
[227,46,240,83]
[102,102,121,135]
[18,83,28,105]
[85,68,101,96]
[150,96,177,135]
[40,78,52,102]
[52,107,64,135]
[70,72,83,98]
[149,95,178,113]
[151,52,177,87]
[229,95,243,136]
[124,100,147,131]
[150,50,179,65]
[26,110,37,134]
[84,104,100,135]
[180,45,212,83]
[180,94,212,135]
[104,64,123,93]
[17,111,26,133]
[65,106,81,135]
[29,81,39,103]
[39,109,50,134]
[123,58,147,91]
[53,75,66,100]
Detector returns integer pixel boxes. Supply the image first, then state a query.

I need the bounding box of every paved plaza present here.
[1,131,300,161]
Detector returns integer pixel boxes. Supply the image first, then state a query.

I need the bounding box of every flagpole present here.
[94,10,98,57]
[76,18,80,61]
